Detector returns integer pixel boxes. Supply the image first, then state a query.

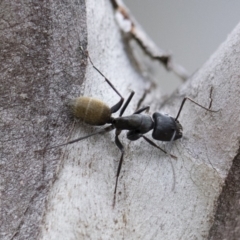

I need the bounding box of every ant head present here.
[152,112,183,141]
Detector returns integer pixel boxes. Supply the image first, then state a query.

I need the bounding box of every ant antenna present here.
[175,97,219,121]
[164,94,220,154]
[165,96,219,153]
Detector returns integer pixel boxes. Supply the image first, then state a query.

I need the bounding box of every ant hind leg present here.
[45,125,115,150]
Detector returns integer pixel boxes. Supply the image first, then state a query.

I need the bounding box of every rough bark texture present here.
[208,150,240,239]
[0,1,87,239]
[1,0,240,239]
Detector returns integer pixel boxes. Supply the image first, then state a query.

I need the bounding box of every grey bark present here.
[1,0,240,240]
[1,1,87,239]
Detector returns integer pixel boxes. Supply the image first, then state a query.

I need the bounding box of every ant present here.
[48,47,219,207]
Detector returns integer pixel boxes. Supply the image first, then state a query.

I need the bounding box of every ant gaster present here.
[49,48,218,207]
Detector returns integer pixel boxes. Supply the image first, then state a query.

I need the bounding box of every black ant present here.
[48,48,219,207]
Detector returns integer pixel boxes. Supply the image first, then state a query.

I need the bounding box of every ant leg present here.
[175,97,219,121]
[112,91,135,206]
[134,106,150,114]
[79,47,124,113]
[46,125,115,150]
[110,99,124,114]
[119,91,135,117]
[113,130,124,208]
[142,135,177,159]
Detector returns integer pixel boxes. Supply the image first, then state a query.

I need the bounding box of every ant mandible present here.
[49,47,219,207]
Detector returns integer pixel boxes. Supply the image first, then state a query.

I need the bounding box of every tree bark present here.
[0,1,87,239]
[1,0,240,239]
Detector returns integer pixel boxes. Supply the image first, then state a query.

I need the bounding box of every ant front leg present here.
[142,136,177,159]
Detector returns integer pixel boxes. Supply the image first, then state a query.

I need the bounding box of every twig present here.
[110,0,190,81]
